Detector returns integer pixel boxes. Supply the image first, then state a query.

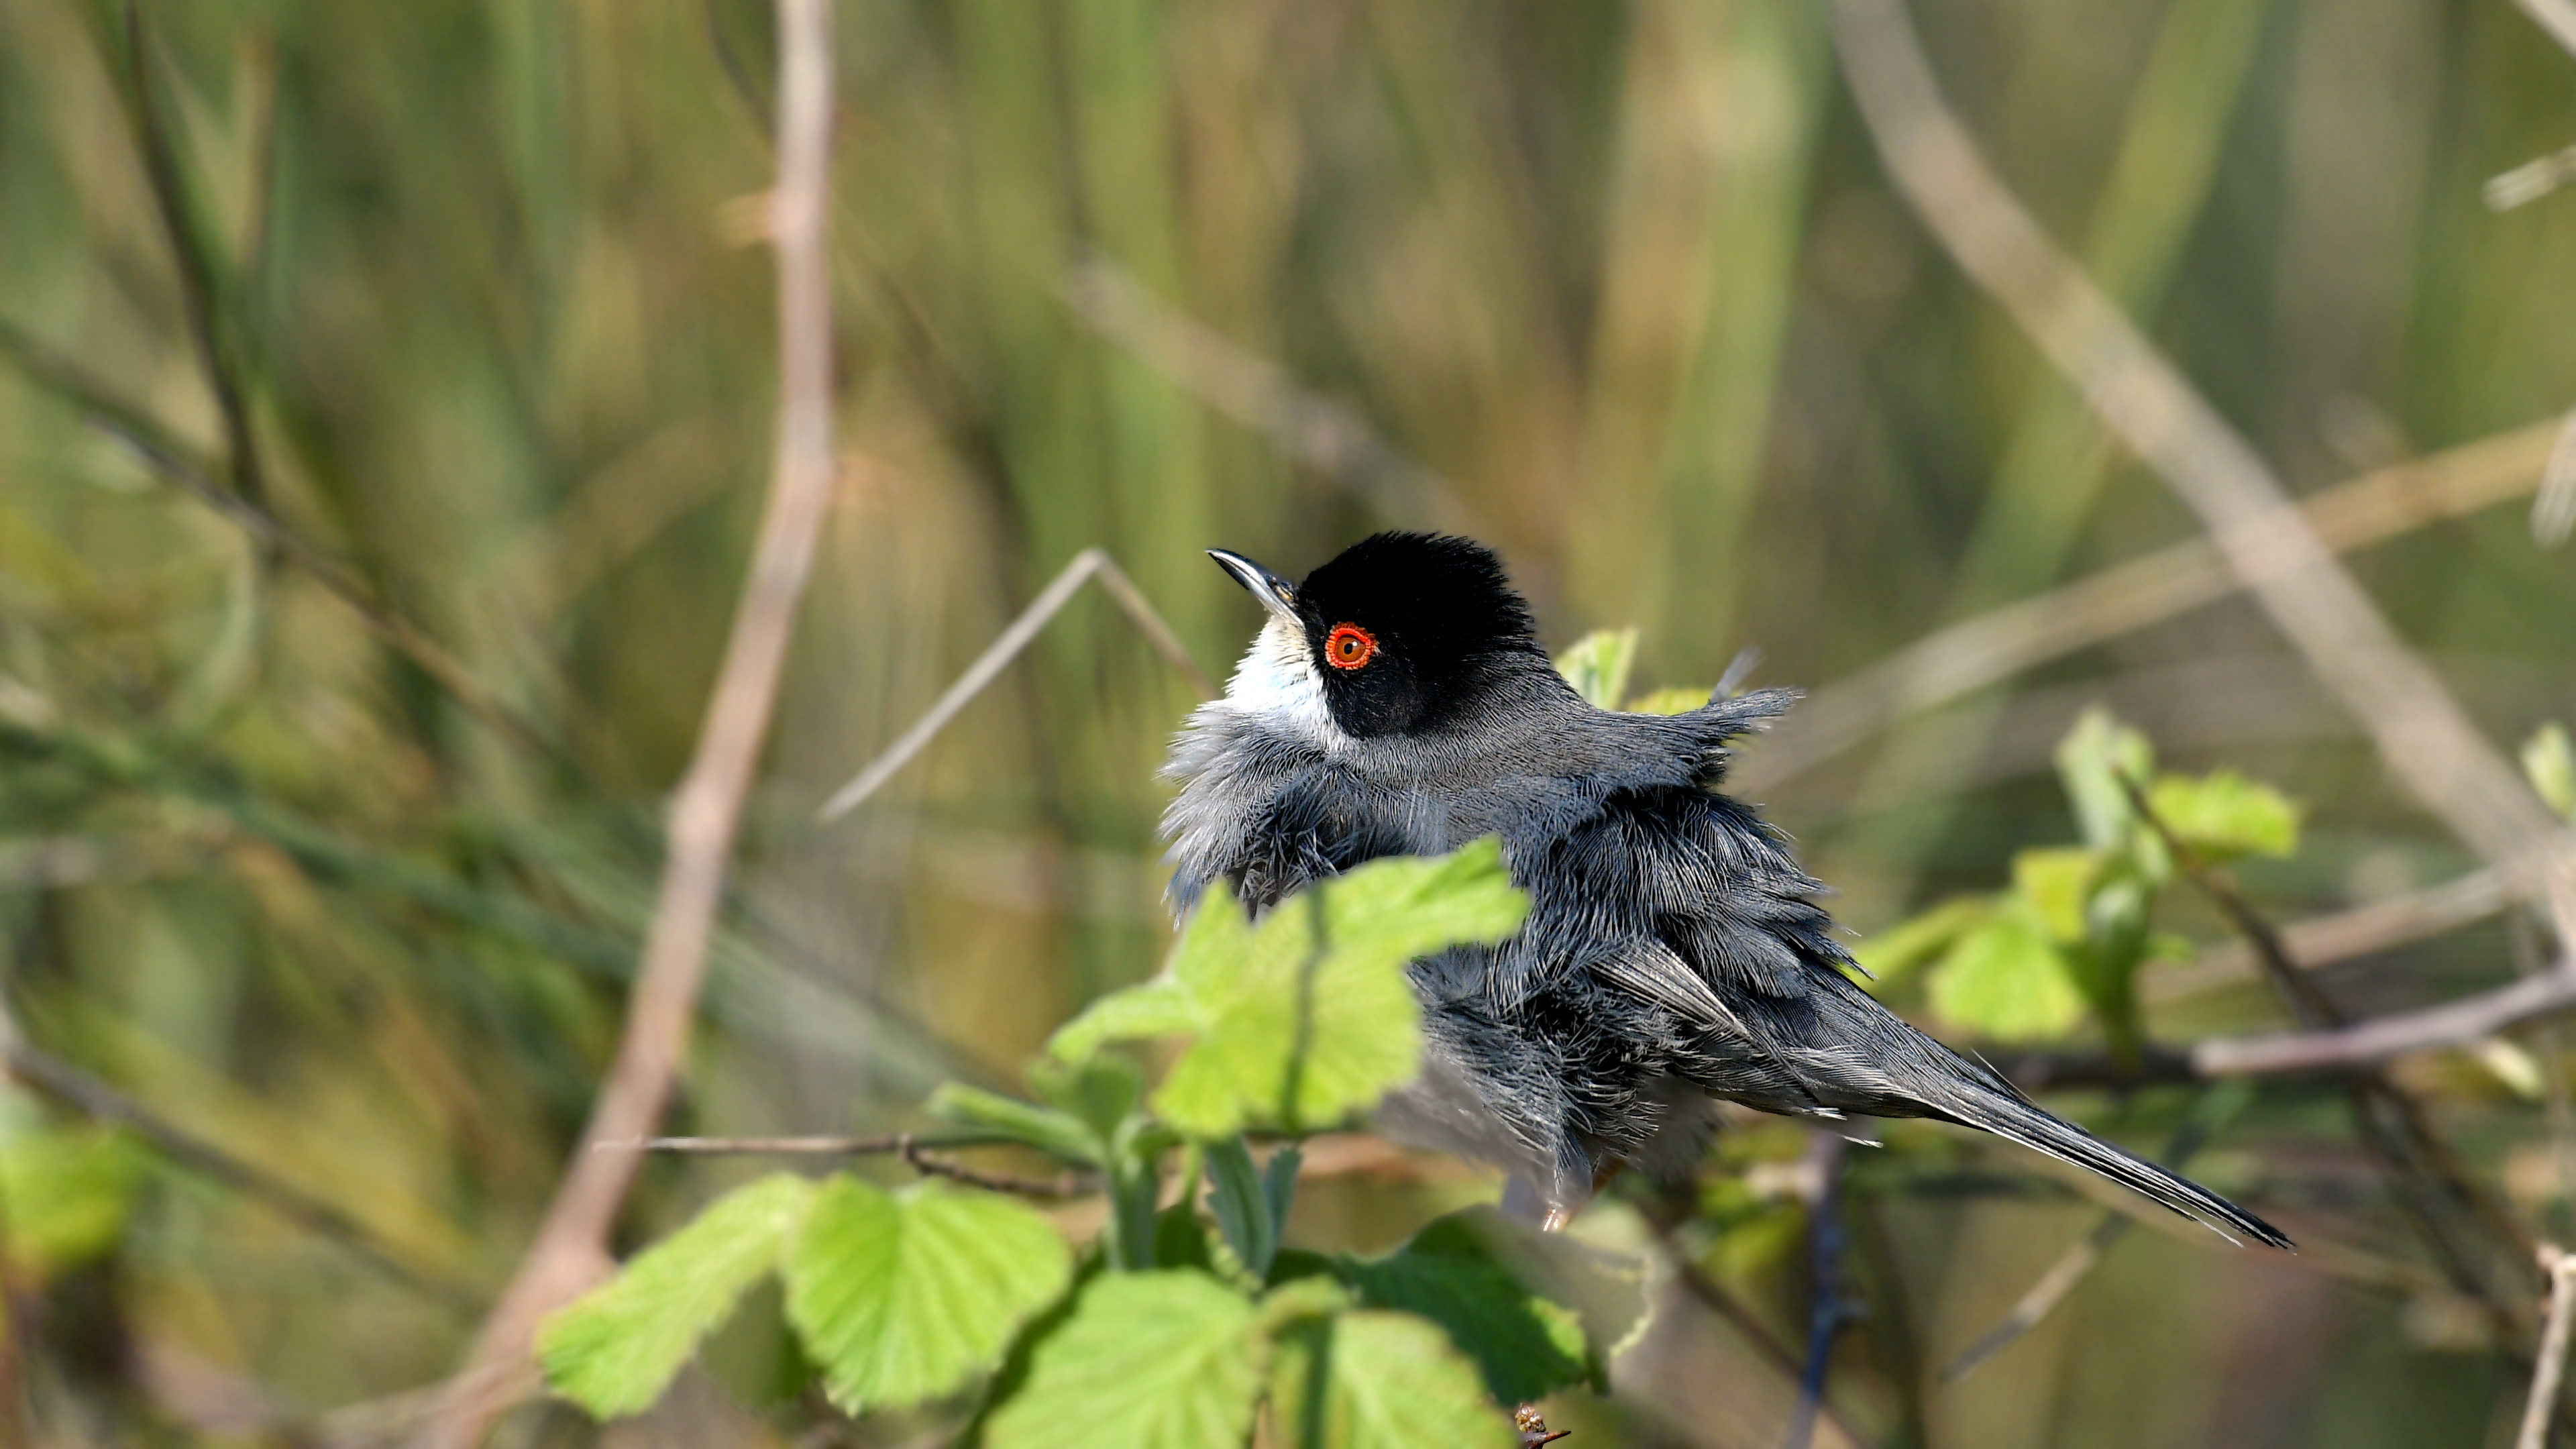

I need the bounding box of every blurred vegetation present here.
[1,0,2574,1444]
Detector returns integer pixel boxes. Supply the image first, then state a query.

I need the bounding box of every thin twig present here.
[2192,961,2576,1077]
[1059,255,1484,533]
[2143,865,2510,1006]
[1735,419,2565,794]
[2487,144,2576,213]
[0,319,559,760]
[2535,407,2576,547]
[815,547,1212,822]
[1829,0,2576,949]
[2516,0,2576,56]
[116,2,268,514]
[1640,1205,1880,1449]
[1943,1087,2247,1381]
[894,1134,1091,1199]
[3,1038,480,1312]
[2522,1245,2576,1449]
[1781,1132,1854,1449]
[2123,777,2537,1344]
[415,3,841,1444]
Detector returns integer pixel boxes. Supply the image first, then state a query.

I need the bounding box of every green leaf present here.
[1028,1053,1147,1142]
[2012,847,2100,942]
[1848,896,1992,986]
[1554,629,1639,710]
[1928,908,2087,1042]
[983,1270,1267,1449]
[540,1173,816,1419]
[1051,840,1531,1138]
[2053,708,2155,852]
[0,1124,143,1278]
[2147,770,2302,861]
[2523,722,2576,823]
[1269,1310,1517,1449]
[1206,1137,1282,1279]
[1626,685,1713,716]
[929,1083,1108,1165]
[1334,1218,1589,1401]
[784,1177,1073,1414]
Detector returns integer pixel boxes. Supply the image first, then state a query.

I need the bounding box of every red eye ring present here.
[1324,623,1377,670]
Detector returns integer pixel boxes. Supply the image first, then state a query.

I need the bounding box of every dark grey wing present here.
[1546,787,2292,1249]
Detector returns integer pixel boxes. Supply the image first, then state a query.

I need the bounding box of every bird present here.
[1161,530,2291,1249]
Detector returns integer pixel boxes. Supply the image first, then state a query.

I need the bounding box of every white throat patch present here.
[1212,615,1348,750]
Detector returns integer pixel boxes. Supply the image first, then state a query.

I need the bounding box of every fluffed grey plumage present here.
[1163,532,2290,1249]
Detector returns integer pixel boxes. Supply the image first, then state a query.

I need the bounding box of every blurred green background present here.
[3,0,2575,1443]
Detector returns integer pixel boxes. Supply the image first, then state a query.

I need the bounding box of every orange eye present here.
[1324,623,1377,670]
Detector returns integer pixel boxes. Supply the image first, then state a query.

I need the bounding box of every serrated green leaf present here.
[1849,896,1992,986]
[1046,975,1203,1069]
[540,1173,816,1419]
[1051,841,1531,1139]
[2147,770,2301,861]
[0,1124,142,1278]
[1334,1220,1588,1401]
[1928,909,2086,1042]
[1626,685,1714,716]
[1269,1310,1517,1449]
[929,1083,1108,1165]
[2013,847,2100,942]
[1554,629,1639,710]
[784,1177,1073,1414]
[983,1270,1267,1449]
[2054,708,2155,852]
[2522,722,2575,823]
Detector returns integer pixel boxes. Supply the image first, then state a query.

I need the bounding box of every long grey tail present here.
[1934,1077,2293,1250]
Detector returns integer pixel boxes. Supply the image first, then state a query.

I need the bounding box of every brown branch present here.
[1737,420,2563,794]
[1637,1204,1880,1449]
[2,1038,479,1313]
[1827,0,2576,947]
[2121,777,2538,1323]
[2143,865,2510,1006]
[413,2,842,1444]
[814,547,1212,823]
[893,1134,1091,1199]
[2523,1245,2576,1449]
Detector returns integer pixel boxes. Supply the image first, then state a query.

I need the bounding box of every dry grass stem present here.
[413,1,841,1442]
[815,547,1213,824]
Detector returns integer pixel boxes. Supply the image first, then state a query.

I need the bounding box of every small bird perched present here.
[1164,531,2290,1248]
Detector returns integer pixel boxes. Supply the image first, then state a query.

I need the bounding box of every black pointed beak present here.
[1208,549,1301,624]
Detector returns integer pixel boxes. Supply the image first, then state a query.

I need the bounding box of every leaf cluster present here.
[1853,708,2302,1055]
[539,841,1646,1442]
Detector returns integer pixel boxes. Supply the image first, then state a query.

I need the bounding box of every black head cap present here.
[1216,532,1546,739]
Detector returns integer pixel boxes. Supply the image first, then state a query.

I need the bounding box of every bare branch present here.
[1735,419,2565,794]
[1828,0,2576,947]
[2486,144,2576,213]
[1060,255,1485,533]
[1782,1132,1855,1449]
[2516,0,2576,56]
[2523,1245,2576,1449]
[415,2,842,1442]
[815,547,1212,823]
[2194,963,2576,1077]
[2143,865,2510,1006]
[2536,408,2576,547]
